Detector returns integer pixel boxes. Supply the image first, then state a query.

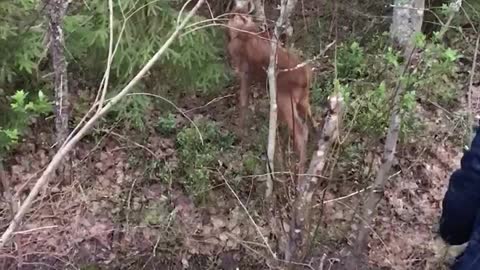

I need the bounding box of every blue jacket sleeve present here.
[440,128,480,245]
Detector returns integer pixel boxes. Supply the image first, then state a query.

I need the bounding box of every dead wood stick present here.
[288,94,343,262]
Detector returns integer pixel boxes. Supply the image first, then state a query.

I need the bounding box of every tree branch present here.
[265,0,289,199]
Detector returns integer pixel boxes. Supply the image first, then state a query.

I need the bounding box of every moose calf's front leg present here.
[237,71,250,133]
[278,92,309,175]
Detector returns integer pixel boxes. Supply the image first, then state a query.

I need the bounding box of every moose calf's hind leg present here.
[277,93,308,174]
[237,71,250,135]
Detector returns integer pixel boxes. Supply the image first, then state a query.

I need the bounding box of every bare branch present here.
[278,40,336,73]
[467,33,480,143]
[97,0,115,111]
[265,0,289,199]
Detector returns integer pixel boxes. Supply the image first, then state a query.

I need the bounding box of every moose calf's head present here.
[227,0,255,16]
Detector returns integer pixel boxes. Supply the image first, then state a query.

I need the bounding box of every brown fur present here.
[226,13,313,173]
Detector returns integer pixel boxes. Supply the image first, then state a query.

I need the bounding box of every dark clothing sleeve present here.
[439,128,480,269]
[440,129,480,245]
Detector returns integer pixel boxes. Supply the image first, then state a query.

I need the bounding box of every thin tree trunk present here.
[265,0,289,199]
[45,0,70,148]
[284,0,298,41]
[253,0,266,24]
[390,0,425,52]
[348,0,424,265]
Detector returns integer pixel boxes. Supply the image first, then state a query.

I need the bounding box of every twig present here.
[98,129,160,159]
[318,253,327,270]
[278,40,336,73]
[467,33,480,144]
[0,0,206,247]
[97,0,115,111]
[184,94,235,113]
[12,226,58,235]
[312,186,372,208]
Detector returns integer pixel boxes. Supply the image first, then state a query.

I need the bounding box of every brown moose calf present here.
[226,12,313,173]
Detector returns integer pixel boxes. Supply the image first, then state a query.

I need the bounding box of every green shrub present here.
[0,90,52,156]
[412,32,460,107]
[156,113,177,135]
[337,41,367,80]
[0,0,44,86]
[107,94,152,132]
[176,120,234,198]
[334,35,458,139]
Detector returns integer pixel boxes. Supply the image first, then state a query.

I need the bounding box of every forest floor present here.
[1,1,479,270]
[0,81,472,270]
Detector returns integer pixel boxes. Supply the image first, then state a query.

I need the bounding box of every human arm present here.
[439,127,480,245]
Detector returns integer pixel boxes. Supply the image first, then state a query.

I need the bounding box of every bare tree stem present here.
[353,46,417,257]
[45,0,70,148]
[288,94,343,262]
[265,0,289,199]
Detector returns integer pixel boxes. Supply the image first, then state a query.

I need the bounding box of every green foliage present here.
[0,90,52,155]
[64,0,229,93]
[0,0,44,85]
[156,113,177,135]
[333,34,458,138]
[176,120,234,198]
[108,94,152,131]
[242,151,260,175]
[337,41,366,79]
[412,33,460,107]
[335,41,418,138]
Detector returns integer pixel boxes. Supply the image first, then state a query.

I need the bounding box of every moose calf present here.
[226,12,313,173]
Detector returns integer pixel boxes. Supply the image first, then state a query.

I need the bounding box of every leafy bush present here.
[335,42,415,138]
[176,120,234,198]
[332,34,458,138]
[156,113,177,135]
[0,90,52,156]
[337,41,367,80]
[107,94,152,132]
[0,0,44,86]
[412,32,460,107]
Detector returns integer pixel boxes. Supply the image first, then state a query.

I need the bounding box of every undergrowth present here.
[176,120,235,201]
[0,90,52,157]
